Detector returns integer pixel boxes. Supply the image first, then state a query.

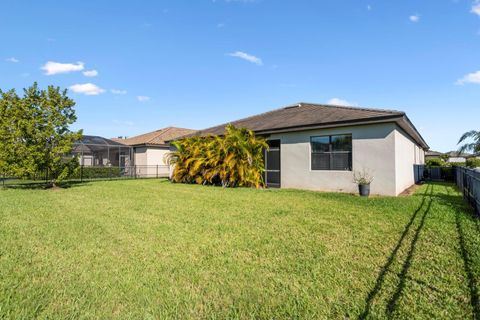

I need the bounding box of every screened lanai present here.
[72,135,133,167]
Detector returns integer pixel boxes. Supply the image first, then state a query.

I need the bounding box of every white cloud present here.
[327,98,355,106]
[83,69,98,77]
[137,95,150,102]
[409,15,420,22]
[111,89,127,95]
[6,57,19,63]
[456,70,480,85]
[472,1,480,16]
[41,61,84,75]
[69,83,105,95]
[227,51,263,65]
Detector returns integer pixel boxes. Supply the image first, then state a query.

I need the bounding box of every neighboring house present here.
[425,150,472,163]
[425,150,443,161]
[443,151,471,163]
[116,127,195,177]
[179,103,428,196]
[73,135,133,167]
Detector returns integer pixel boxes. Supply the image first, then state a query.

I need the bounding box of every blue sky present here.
[1,0,479,152]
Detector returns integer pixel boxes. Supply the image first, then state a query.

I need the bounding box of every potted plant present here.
[354,170,374,197]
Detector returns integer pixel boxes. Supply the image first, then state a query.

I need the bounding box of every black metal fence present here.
[414,165,455,183]
[454,166,480,216]
[415,164,480,216]
[1,165,169,187]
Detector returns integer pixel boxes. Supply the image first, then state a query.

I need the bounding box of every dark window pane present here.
[311,136,330,152]
[331,153,352,171]
[266,171,280,185]
[266,150,280,170]
[312,153,330,170]
[331,135,352,152]
[268,140,280,148]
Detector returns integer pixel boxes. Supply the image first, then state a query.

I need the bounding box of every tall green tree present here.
[0,83,82,186]
[458,130,480,154]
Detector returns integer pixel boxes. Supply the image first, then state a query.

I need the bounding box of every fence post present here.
[134,165,137,179]
[156,165,158,179]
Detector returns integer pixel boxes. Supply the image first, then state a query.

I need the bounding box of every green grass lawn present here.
[1,180,479,319]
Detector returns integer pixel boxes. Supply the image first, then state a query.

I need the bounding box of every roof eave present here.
[168,112,429,150]
[130,143,170,148]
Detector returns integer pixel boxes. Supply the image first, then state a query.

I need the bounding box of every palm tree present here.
[458,130,480,154]
[166,124,267,188]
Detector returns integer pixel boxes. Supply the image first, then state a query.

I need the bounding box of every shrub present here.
[466,158,480,168]
[445,162,466,167]
[426,158,445,167]
[353,169,374,185]
[69,166,122,179]
[166,125,268,188]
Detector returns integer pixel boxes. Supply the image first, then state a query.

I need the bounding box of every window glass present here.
[331,135,352,152]
[311,153,330,170]
[311,136,330,153]
[311,134,352,171]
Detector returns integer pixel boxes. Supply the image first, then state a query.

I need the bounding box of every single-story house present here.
[73,135,133,167]
[425,150,443,161]
[425,150,472,163]
[444,151,471,163]
[178,103,428,196]
[115,127,195,177]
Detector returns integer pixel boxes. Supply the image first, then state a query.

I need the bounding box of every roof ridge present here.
[298,102,405,115]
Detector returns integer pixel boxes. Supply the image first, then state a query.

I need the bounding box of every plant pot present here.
[358,184,370,197]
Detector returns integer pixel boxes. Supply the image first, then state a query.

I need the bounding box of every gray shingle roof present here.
[188,103,404,136]
[177,102,428,149]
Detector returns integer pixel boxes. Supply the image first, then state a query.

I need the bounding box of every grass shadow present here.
[1,180,91,190]
[1,177,168,190]
[386,196,432,315]
[358,184,433,319]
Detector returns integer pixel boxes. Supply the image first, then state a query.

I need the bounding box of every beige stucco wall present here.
[133,146,170,177]
[269,123,425,196]
[269,123,398,196]
[133,147,147,166]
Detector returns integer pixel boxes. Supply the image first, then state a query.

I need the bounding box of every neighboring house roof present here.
[425,150,443,157]
[76,135,127,147]
[445,151,472,158]
[73,135,130,153]
[177,102,429,149]
[116,127,196,147]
